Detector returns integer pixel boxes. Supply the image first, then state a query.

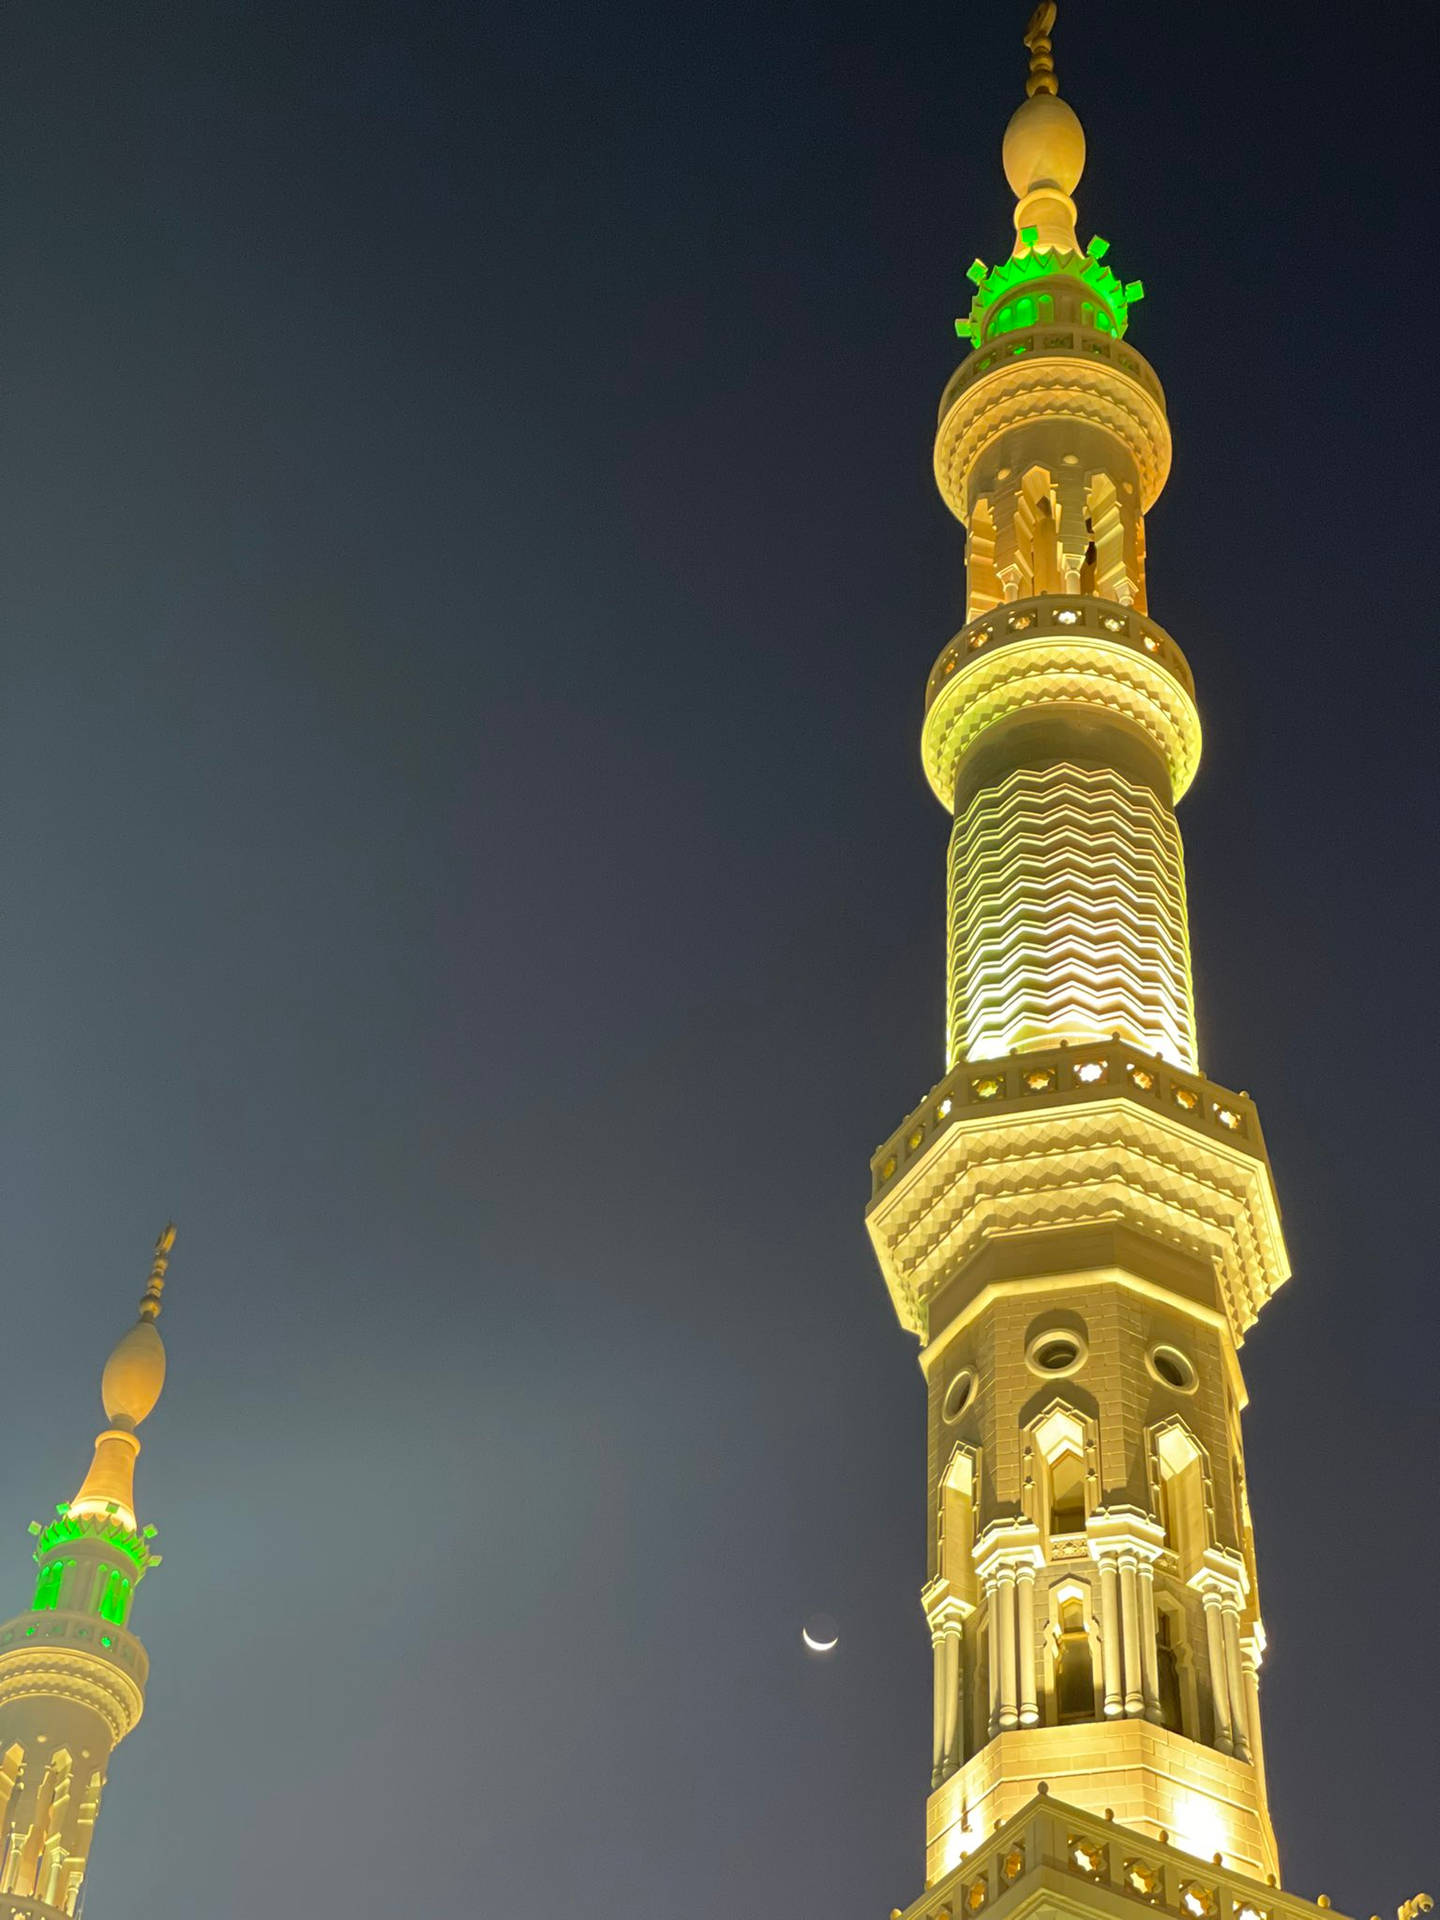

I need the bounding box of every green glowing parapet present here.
[33,1510,159,1578]
[953,234,1144,345]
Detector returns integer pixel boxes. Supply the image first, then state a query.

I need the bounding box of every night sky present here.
[0,3,1433,1916]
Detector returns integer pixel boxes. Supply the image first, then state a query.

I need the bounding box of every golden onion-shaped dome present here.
[1003,91,1085,197]
[102,1317,167,1430]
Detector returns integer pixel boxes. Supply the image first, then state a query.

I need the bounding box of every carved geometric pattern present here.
[0,1651,142,1747]
[946,761,1197,1071]
[921,635,1202,810]
[935,358,1172,519]
[867,1103,1289,1345]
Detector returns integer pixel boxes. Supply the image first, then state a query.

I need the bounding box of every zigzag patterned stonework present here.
[946,761,1196,1069]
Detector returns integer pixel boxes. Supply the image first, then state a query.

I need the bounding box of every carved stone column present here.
[996,1564,1018,1730]
[1119,1551,1144,1716]
[1136,1553,1161,1722]
[1201,1591,1234,1754]
[973,1521,1042,1742]
[1096,1553,1123,1716]
[1016,1563,1039,1726]
[921,1578,973,1787]
[1221,1601,1250,1762]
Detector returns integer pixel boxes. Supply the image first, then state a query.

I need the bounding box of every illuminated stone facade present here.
[0,1232,174,1917]
[863,13,1324,1918]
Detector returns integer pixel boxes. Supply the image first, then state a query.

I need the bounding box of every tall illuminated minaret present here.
[0,1228,175,1917]
[865,8,1306,1909]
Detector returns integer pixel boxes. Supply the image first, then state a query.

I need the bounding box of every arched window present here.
[1017,468,1061,597]
[98,1570,130,1627]
[1153,1423,1210,1580]
[1027,1402,1095,1548]
[1054,1594,1094,1722]
[32,1560,69,1612]
[1049,1452,1086,1536]
[965,496,1002,619]
[1081,301,1094,328]
[1156,1607,1185,1733]
[993,304,1014,337]
[938,1447,978,1603]
[1037,293,1054,324]
[1096,306,1114,334]
[1015,295,1036,329]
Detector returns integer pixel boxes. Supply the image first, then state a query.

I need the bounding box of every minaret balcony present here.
[0,1608,147,1686]
[0,1608,148,1745]
[939,324,1166,423]
[866,1038,1289,1347]
[935,329,1172,519]
[900,1787,1332,1920]
[921,595,1200,810]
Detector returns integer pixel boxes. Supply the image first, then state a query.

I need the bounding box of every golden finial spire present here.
[1023,2,1059,98]
[1002,1,1084,252]
[139,1222,176,1323]
[70,1227,179,1524]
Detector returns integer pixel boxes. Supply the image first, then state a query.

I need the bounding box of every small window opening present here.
[1055,1597,1094,1722]
[1157,1610,1184,1733]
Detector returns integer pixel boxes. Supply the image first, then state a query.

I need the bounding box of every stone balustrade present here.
[871,1039,1265,1201]
[895,1791,1341,1920]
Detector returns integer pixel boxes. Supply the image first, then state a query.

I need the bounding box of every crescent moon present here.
[802,1626,839,1653]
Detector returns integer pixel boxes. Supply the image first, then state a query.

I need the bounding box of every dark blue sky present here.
[0,3,1433,1916]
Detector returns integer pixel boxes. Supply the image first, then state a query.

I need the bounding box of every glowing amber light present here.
[1127,1064,1155,1090]
[908,1127,925,1150]
[1069,1838,1105,1877]
[972,1075,1003,1099]
[1125,1860,1161,1898]
[1173,1085,1199,1111]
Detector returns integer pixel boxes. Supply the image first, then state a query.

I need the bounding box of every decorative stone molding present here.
[935,347,1172,517]
[920,600,1201,811]
[867,1080,1289,1347]
[0,1647,143,1747]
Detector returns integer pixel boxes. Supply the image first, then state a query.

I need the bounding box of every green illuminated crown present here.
[955,232,1144,346]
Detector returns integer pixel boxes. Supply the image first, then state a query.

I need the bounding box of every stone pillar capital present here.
[973,1519,1043,1581]
[1085,1505,1166,1564]
[1188,1546,1249,1605]
[1241,1617,1268,1670]
[921,1576,975,1635]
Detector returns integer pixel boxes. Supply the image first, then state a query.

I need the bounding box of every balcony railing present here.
[897,1791,1338,1920]
[870,1038,1265,1201]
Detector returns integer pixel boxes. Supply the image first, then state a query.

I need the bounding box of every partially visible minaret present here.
[0,1227,175,1917]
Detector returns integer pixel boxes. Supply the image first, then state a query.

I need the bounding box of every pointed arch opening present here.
[1151,1420,1212,1581]
[937,1444,979,1606]
[1049,1577,1098,1724]
[1026,1403,1096,1552]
